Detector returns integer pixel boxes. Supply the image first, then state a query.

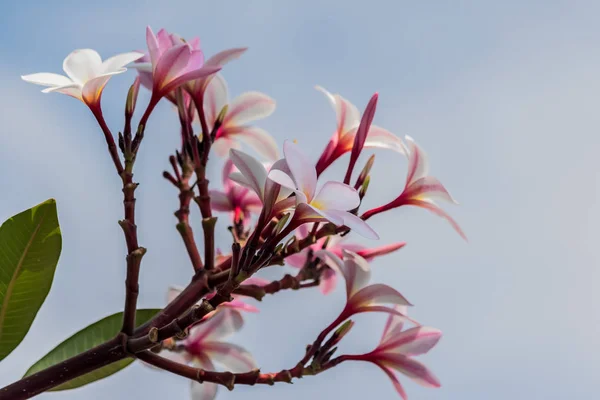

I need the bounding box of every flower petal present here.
[203,342,257,372]
[209,190,233,212]
[282,141,317,201]
[347,93,378,181]
[62,49,103,85]
[349,283,411,308]
[404,135,429,185]
[324,210,379,240]
[312,181,360,211]
[203,73,229,131]
[188,308,244,343]
[213,137,241,158]
[267,169,296,192]
[229,149,267,199]
[404,199,467,240]
[42,83,83,100]
[382,326,442,356]
[365,126,408,155]
[153,44,191,89]
[404,177,458,204]
[374,363,408,400]
[224,126,280,161]
[224,91,276,126]
[21,73,73,88]
[102,52,145,73]
[356,242,406,260]
[191,381,218,400]
[319,267,338,295]
[81,71,125,105]
[382,354,441,388]
[381,305,409,343]
[316,86,360,136]
[162,65,221,95]
[145,26,161,68]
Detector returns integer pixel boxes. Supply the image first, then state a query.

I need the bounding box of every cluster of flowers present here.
[22,26,464,400]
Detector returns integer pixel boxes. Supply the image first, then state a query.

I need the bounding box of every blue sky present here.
[1,1,599,399]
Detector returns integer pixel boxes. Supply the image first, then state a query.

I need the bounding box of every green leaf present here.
[0,199,62,361]
[24,309,161,391]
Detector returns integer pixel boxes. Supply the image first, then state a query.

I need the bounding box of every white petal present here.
[312,181,360,211]
[229,149,267,199]
[385,326,442,356]
[315,85,360,135]
[203,342,257,372]
[282,141,317,201]
[212,137,241,158]
[267,169,297,192]
[203,73,229,131]
[62,49,103,84]
[102,51,145,73]
[323,210,379,240]
[341,250,371,297]
[405,135,429,185]
[364,125,408,155]
[225,92,275,126]
[21,73,73,88]
[42,83,83,100]
[225,126,280,161]
[191,381,218,400]
[188,309,244,343]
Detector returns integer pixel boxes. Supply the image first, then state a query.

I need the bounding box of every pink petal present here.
[162,65,221,95]
[81,71,124,106]
[224,126,280,161]
[156,28,174,54]
[222,159,236,188]
[189,308,244,344]
[203,73,229,131]
[224,91,276,126]
[365,126,408,155]
[349,283,411,308]
[404,199,467,240]
[153,44,191,89]
[341,250,371,297]
[347,93,378,182]
[285,251,308,268]
[209,190,233,212]
[405,135,429,186]
[374,363,408,400]
[282,141,317,201]
[319,267,338,294]
[357,242,406,260]
[381,305,409,343]
[381,354,441,388]
[404,176,458,204]
[145,26,161,68]
[204,48,248,69]
[243,277,270,286]
[315,86,360,136]
[312,181,360,211]
[381,326,442,356]
[203,342,257,372]
[229,149,267,199]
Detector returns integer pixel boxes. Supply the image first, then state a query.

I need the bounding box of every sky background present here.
[0,0,599,399]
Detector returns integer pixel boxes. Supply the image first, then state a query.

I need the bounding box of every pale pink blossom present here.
[132,27,220,101]
[315,250,411,320]
[201,74,278,160]
[362,136,466,240]
[209,160,262,226]
[268,141,379,239]
[286,224,405,294]
[314,86,407,175]
[22,49,143,109]
[162,308,256,400]
[346,307,442,399]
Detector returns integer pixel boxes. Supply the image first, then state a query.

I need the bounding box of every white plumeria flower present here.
[21,49,144,108]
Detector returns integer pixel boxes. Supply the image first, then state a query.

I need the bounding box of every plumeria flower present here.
[132,27,220,102]
[202,73,278,160]
[345,306,442,399]
[362,136,466,240]
[314,86,407,175]
[315,250,412,320]
[21,49,143,109]
[286,224,405,294]
[228,149,294,218]
[209,159,262,227]
[161,308,256,400]
[268,141,379,240]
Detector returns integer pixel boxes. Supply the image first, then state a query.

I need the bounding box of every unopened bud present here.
[355,154,375,189]
[359,176,370,199]
[274,213,291,235]
[125,77,140,118]
[210,105,229,140]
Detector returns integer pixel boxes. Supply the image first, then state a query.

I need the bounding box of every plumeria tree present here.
[0,27,464,400]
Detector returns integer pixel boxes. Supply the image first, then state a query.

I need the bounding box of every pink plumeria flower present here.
[21,49,143,110]
[228,149,295,217]
[315,250,411,320]
[133,27,220,102]
[268,141,379,240]
[167,286,259,315]
[363,136,466,240]
[286,224,405,294]
[346,306,442,399]
[202,73,278,160]
[162,308,256,400]
[209,159,262,227]
[314,86,407,175]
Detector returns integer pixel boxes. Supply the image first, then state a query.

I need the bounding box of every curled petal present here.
[21,73,73,88]
[268,169,297,192]
[203,342,257,372]
[229,149,268,199]
[81,71,124,106]
[404,176,458,204]
[381,305,409,343]
[62,49,103,85]
[405,135,429,185]
[101,52,145,73]
[404,199,467,241]
[224,126,280,161]
[355,242,406,260]
[349,283,411,308]
[224,91,276,126]
[365,126,408,155]
[381,326,442,356]
[316,86,360,136]
[282,141,317,201]
[324,209,379,240]
[381,353,441,388]
[193,48,248,95]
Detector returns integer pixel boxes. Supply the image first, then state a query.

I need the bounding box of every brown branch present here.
[91,108,124,175]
